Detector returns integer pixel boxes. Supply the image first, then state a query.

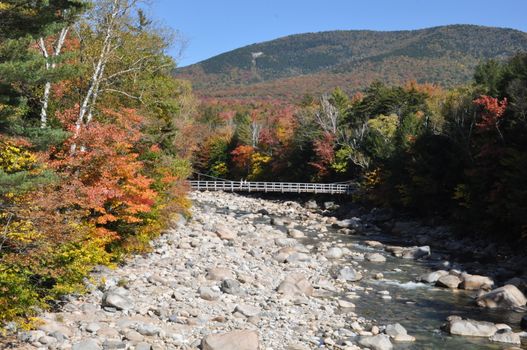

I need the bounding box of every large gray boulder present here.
[385,323,415,342]
[476,284,527,309]
[102,288,133,310]
[202,330,259,350]
[419,270,448,283]
[325,247,344,259]
[447,318,498,337]
[358,334,393,350]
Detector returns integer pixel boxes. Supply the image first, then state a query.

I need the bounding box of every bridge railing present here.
[188,180,354,194]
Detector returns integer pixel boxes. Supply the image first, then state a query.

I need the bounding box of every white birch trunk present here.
[38,27,69,129]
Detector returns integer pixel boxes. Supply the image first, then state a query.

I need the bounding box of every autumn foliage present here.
[0,1,195,327]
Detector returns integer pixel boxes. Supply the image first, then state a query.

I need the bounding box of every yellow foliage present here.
[367,114,399,141]
[0,142,37,173]
[248,152,271,180]
[0,213,41,244]
[363,168,382,188]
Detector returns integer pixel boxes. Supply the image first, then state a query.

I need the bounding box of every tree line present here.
[194,53,527,244]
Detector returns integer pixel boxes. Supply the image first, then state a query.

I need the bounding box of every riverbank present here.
[7,191,527,349]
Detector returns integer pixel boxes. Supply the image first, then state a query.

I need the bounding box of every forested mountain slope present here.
[176,25,527,99]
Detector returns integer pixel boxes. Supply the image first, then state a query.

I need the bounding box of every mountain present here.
[175,25,527,100]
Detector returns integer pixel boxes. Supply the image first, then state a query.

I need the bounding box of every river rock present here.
[102,339,127,349]
[288,228,304,238]
[135,323,161,336]
[366,252,386,263]
[326,247,344,259]
[476,285,527,309]
[234,304,261,317]
[102,288,133,310]
[459,273,494,290]
[337,267,363,281]
[135,343,151,350]
[305,200,318,209]
[436,275,461,289]
[199,286,221,301]
[419,270,448,283]
[385,323,415,341]
[365,240,384,248]
[221,279,243,295]
[447,318,498,337]
[337,299,356,308]
[18,330,45,343]
[274,238,297,247]
[277,273,313,297]
[202,330,259,350]
[402,246,430,260]
[358,334,393,350]
[273,247,296,262]
[72,339,101,350]
[38,320,73,337]
[489,329,521,344]
[215,224,236,240]
[206,267,234,281]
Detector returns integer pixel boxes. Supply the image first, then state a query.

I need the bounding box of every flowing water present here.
[214,201,526,349]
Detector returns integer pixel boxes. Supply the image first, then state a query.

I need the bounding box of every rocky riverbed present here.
[8,191,527,350]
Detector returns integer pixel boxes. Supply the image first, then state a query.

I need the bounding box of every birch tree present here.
[70,0,182,153]
[37,27,69,128]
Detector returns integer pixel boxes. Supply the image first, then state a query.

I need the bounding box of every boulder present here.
[325,247,344,259]
[459,273,494,290]
[358,334,393,350]
[476,285,527,309]
[385,323,415,341]
[199,286,221,301]
[304,200,318,210]
[364,240,384,248]
[134,343,151,350]
[274,238,297,247]
[277,273,313,297]
[337,267,363,282]
[287,228,304,239]
[221,279,243,295]
[447,318,498,337]
[402,246,430,260]
[489,329,521,344]
[102,288,133,310]
[135,323,161,337]
[234,304,261,317]
[365,252,386,263]
[215,224,236,240]
[436,275,462,289]
[206,267,234,281]
[202,330,259,350]
[419,270,448,283]
[72,339,101,350]
[273,247,296,262]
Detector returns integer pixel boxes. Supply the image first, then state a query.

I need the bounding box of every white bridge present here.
[189,180,354,195]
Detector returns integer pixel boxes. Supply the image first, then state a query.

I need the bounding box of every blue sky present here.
[151,0,527,67]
